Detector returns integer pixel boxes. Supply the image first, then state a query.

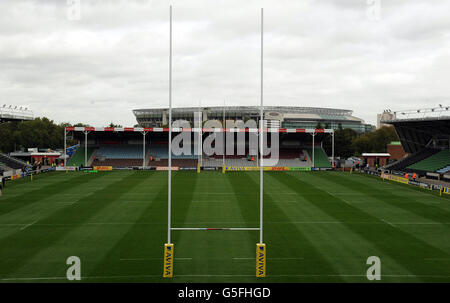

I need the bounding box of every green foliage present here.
[352,126,399,156]
[107,122,122,128]
[334,128,358,158]
[0,118,86,153]
[323,126,398,158]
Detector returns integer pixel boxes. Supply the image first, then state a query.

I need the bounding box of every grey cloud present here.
[0,0,449,127]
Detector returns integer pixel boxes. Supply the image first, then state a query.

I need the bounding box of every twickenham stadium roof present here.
[133,106,372,133]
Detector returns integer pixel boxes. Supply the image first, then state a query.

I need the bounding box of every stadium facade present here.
[0,105,33,123]
[382,105,450,177]
[133,106,373,134]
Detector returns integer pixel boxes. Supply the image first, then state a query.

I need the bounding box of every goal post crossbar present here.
[171,227,260,231]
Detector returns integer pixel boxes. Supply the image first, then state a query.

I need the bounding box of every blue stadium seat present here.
[96,145,146,159]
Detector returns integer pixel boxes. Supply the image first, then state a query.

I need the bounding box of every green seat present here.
[306,147,331,168]
[68,147,95,166]
[407,150,450,172]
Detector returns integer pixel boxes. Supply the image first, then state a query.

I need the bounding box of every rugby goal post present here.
[163,7,267,278]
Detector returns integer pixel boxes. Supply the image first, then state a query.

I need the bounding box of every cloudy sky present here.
[1,0,449,127]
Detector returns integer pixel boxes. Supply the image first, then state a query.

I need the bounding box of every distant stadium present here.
[133,106,373,134]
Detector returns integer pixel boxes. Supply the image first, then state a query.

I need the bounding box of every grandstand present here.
[0,152,29,170]
[64,126,334,169]
[382,106,450,178]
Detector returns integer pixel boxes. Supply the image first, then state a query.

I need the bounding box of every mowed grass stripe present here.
[351,172,450,204]
[87,172,198,280]
[242,172,345,282]
[0,172,100,217]
[2,171,73,190]
[0,174,118,228]
[226,172,259,225]
[279,172,450,281]
[2,170,450,282]
[325,172,450,225]
[85,171,171,279]
[264,172,416,280]
[310,172,450,269]
[12,172,163,280]
[0,171,146,278]
[173,172,256,281]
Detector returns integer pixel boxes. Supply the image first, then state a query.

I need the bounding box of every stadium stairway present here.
[68,146,95,166]
[305,147,331,168]
[407,149,450,172]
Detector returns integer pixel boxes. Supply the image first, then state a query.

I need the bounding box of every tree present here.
[315,121,324,129]
[0,118,90,153]
[107,122,122,128]
[352,126,399,155]
[352,135,371,156]
[333,128,357,158]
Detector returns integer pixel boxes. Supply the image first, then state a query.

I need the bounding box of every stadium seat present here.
[407,150,450,172]
[68,147,95,166]
[385,148,439,172]
[149,145,197,159]
[0,153,30,170]
[305,147,331,168]
[96,145,145,159]
[92,159,144,167]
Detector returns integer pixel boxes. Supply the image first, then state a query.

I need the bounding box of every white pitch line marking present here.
[1,221,449,228]
[19,219,38,231]
[381,219,396,228]
[322,189,352,205]
[3,273,450,281]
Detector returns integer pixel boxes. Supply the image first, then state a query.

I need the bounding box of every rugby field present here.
[0,170,449,282]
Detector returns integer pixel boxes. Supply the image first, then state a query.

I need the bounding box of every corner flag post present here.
[256,7,266,278]
[163,5,174,278]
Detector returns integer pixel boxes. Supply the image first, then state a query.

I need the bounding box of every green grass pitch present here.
[0,170,449,282]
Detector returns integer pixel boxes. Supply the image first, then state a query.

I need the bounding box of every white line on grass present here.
[1,221,449,228]
[2,273,450,281]
[19,219,38,231]
[321,189,352,205]
[381,218,396,228]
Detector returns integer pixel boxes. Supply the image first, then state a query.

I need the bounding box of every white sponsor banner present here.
[56,167,77,171]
